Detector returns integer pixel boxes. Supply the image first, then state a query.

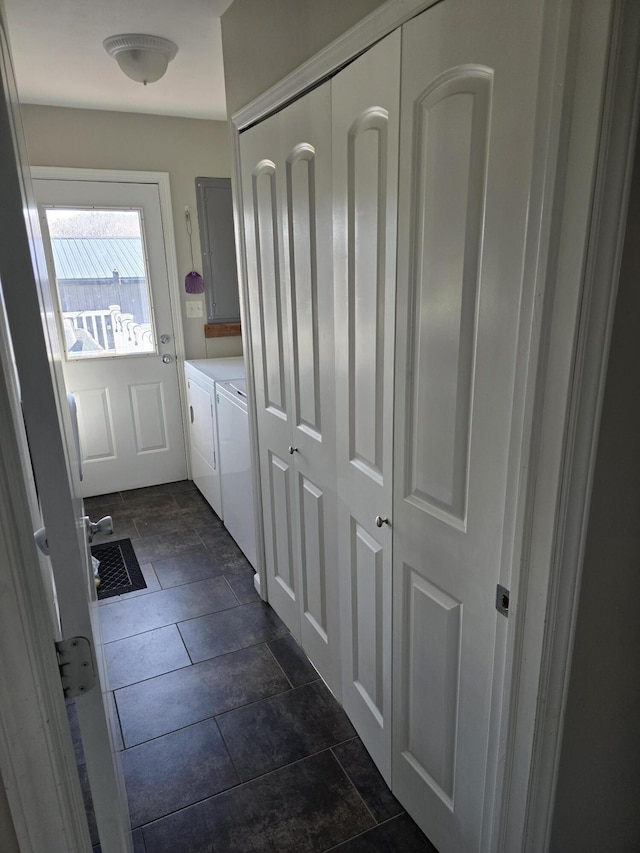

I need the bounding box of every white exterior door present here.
[33,176,186,497]
[392,1,547,850]
[0,12,132,852]
[332,30,401,782]
[240,82,341,696]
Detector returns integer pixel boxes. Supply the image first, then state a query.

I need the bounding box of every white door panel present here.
[268,452,297,597]
[281,84,339,696]
[0,12,132,850]
[333,29,401,781]
[33,177,186,496]
[393,0,545,849]
[241,110,300,634]
[241,83,340,696]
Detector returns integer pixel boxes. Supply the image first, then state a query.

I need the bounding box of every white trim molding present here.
[228,125,268,600]
[0,14,92,845]
[513,2,640,849]
[0,312,92,853]
[232,0,439,131]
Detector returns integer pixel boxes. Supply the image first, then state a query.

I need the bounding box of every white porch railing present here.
[62,305,153,356]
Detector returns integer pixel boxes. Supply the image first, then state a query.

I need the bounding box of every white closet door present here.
[240,84,337,692]
[392,0,545,850]
[280,84,341,697]
[240,112,300,635]
[333,30,401,782]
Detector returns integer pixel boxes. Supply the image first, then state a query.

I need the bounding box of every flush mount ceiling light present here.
[103,34,178,85]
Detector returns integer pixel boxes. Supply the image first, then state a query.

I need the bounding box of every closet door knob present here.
[288,446,298,455]
[375,515,389,528]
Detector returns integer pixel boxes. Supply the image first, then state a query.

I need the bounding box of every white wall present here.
[20,104,243,361]
[549,130,640,852]
[221,0,387,114]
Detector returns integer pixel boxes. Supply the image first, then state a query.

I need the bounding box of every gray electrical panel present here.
[195,177,240,323]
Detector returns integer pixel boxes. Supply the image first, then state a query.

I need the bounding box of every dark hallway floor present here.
[76,480,437,853]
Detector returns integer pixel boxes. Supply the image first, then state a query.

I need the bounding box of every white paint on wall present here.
[221,0,388,114]
[20,104,242,360]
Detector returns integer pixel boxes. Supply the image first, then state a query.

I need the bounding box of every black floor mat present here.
[91,538,146,600]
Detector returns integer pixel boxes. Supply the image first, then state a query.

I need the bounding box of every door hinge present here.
[55,636,96,698]
[496,584,510,617]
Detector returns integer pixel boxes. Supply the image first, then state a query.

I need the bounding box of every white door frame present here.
[0,10,119,848]
[30,166,192,483]
[229,0,637,849]
[0,309,91,852]
[500,3,640,849]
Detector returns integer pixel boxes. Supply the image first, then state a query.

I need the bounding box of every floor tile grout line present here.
[221,573,242,606]
[104,621,188,647]
[183,628,295,667]
[263,639,295,690]
[213,668,331,723]
[121,684,354,781]
[321,813,408,853]
[109,659,192,694]
[136,743,370,838]
[150,565,249,595]
[211,713,244,786]
[175,598,285,648]
[107,605,290,687]
[99,568,233,603]
[99,587,243,643]
[130,717,244,838]
[330,742,380,827]
[175,620,197,666]
[111,690,127,754]
[116,644,298,748]
[132,742,361,833]
[119,710,223,752]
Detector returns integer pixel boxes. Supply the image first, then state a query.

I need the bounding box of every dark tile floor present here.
[76,480,437,853]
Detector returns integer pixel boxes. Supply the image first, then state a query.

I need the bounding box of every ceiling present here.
[4,0,234,120]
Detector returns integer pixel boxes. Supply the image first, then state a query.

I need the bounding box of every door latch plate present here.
[496,584,510,617]
[55,636,96,698]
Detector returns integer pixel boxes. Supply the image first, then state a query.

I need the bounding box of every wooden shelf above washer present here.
[204,322,241,338]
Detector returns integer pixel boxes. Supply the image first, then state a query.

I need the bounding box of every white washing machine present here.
[216,378,257,568]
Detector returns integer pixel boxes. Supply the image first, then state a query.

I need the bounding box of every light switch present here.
[186,300,203,319]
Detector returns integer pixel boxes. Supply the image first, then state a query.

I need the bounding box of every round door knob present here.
[375,515,389,528]
[162,354,173,364]
[288,446,298,455]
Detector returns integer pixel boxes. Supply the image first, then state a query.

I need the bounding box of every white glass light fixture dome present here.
[103,34,178,85]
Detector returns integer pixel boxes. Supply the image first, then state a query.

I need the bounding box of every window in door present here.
[44,207,157,359]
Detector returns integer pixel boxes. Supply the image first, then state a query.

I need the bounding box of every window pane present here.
[45,208,156,359]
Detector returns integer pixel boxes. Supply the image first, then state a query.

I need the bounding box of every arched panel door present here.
[333,29,401,783]
[393,0,548,849]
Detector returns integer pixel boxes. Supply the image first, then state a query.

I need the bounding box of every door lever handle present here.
[84,516,113,543]
[34,527,50,555]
